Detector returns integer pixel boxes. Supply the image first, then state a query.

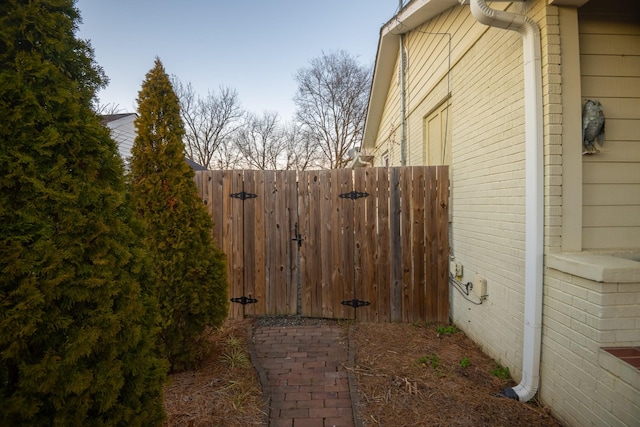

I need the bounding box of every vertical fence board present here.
[376,167,390,323]
[350,168,367,319]
[425,167,438,320]
[328,170,344,319]
[400,168,413,323]
[330,169,344,319]
[304,171,322,317]
[263,171,277,315]
[220,171,233,318]
[353,168,366,318]
[242,170,257,316]
[285,170,298,315]
[437,166,450,322]
[252,171,266,316]
[298,172,313,317]
[412,167,426,322]
[341,168,356,320]
[311,171,324,317]
[318,171,334,318]
[363,168,378,322]
[229,171,245,319]
[208,171,223,247]
[273,171,289,314]
[389,168,403,322]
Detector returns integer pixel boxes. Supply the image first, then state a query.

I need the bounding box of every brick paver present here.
[252,325,356,427]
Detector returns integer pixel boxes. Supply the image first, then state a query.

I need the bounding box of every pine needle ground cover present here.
[163,320,266,427]
[163,319,563,427]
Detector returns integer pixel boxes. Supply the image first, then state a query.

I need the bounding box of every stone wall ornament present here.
[582,99,605,154]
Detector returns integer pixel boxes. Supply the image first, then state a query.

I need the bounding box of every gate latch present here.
[341,299,370,308]
[291,222,304,247]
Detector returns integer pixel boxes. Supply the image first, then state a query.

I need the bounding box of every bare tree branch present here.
[294,50,371,169]
[93,101,124,115]
[172,77,244,169]
[234,111,287,170]
[281,122,325,171]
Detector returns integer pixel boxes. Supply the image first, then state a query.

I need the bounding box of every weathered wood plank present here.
[263,170,277,315]
[208,170,224,248]
[229,170,245,319]
[400,167,412,323]
[425,167,438,321]
[328,170,344,319]
[330,169,344,319]
[273,171,289,314]
[319,170,334,318]
[341,168,356,320]
[389,167,402,322]
[242,170,257,316]
[298,171,313,317]
[353,168,368,321]
[305,171,323,317]
[285,170,298,315]
[412,167,426,322]
[436,166,450,322]
[376,167,391,323]
[364,168,378,322]
[253,170,266,316]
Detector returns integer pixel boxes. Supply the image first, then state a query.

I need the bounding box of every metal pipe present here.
[469,0,544,403]
[399,34,407,166]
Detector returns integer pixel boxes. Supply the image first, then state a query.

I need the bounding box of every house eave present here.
[363,0,460,150]
[548,0,590,7]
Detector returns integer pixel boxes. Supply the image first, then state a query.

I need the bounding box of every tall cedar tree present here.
[0,0,168,425]
[130,59,228,371]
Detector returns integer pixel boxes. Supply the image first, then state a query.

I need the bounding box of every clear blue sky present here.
[76,0,400,120]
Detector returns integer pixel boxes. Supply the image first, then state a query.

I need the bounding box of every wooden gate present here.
[195,166,449,323]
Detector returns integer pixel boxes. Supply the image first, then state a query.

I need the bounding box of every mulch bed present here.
[163,318,563,426]
[163,320,266,426]
[351,322,563,427]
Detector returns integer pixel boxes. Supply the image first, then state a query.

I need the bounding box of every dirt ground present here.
[163,319,563,427]
[351,322,562,427]
[163,320,267,426]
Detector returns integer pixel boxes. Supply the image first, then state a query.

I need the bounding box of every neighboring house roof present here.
[185,158,207,171]
[102,113,137,162]
[100,113,208,171]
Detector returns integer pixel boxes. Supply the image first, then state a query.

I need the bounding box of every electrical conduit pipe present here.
[469,0,544,402]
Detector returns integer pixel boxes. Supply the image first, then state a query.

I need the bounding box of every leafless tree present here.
[212,139,244,170]
[281,122,325,170]
[234,111,288,170]
[172,78,244,169]
[294,50,371,169]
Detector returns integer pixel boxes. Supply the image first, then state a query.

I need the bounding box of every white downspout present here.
[399,34,407,166]
[469,0,544,402]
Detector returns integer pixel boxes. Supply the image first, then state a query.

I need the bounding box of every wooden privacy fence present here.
[195,166,450,323]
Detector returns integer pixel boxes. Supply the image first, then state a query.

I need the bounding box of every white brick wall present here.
[370,1,639,425]
[543,267,640,426]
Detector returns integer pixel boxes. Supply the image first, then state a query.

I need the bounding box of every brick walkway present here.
[252,324,357,427]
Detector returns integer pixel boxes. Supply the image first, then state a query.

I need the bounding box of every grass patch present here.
[459,357,471,368]
[491,364,511,379]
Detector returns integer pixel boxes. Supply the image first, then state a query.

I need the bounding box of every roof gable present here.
[364,0,461,147]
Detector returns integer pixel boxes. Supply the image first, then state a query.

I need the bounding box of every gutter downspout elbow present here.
[469,0,544,403]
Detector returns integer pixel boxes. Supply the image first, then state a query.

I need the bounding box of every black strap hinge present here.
[341,299,370,308]
[230,296,258,305]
